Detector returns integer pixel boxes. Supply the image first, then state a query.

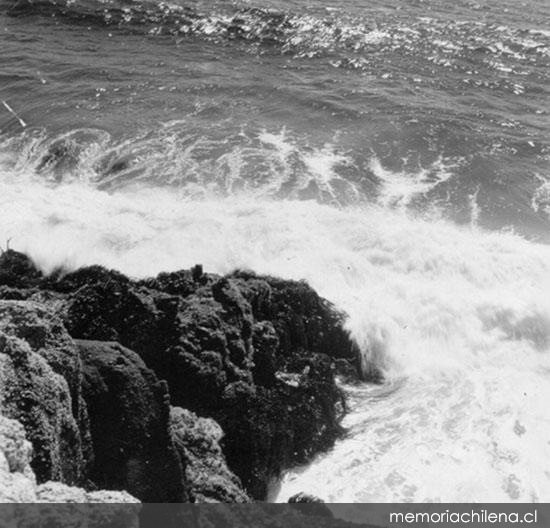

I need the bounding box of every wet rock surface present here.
[0,250,42,290]
[77,340,185,503]
[0,251,359,501]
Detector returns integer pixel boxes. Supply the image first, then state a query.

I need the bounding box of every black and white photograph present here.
[0,0,548,523]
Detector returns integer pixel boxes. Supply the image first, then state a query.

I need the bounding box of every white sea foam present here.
[370,156,458,209]
[1,150,550,504]
[258,129,360,199]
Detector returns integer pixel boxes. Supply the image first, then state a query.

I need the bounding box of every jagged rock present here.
[0,250,42,289]
[0,331,87,485]
[0,252,359,500]
[57,267,354,498]
[217,353,344,499]
[138,267,209,297]
[170,407,250,503]
[230,271,355,362]
[77,340,186,503]
[56,267,179,379]
[45,264,130,293]
[63,276,160,350]
[164,291,255,413]
[0,300,91,481]
[0,300,184,501]
[0,295,184,503]
[0,301,86,411]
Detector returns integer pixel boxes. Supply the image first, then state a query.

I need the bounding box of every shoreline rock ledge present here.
[0,250,362,502]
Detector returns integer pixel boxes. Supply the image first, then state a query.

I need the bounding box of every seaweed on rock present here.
[0,251,361,501]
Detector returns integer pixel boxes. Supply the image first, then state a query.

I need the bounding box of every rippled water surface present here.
[1,0,549,504]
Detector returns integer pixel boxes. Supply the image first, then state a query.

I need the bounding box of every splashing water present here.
[1,0,550,505]
[1,156,550,502]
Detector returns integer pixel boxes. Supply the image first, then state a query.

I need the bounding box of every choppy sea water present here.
[1,0,549,504]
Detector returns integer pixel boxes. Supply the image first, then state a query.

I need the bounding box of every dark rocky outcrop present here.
[0,302,187,502]
[0,250,42,290]
[229,271,354,361]
[77,340,186,503]
[0,251,361,501]
[216,353,345,499]
[52,268,354,497]
[0,298,186,503]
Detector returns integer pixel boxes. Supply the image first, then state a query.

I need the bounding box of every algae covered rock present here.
[229,271,354,361]
[0,251,359,501]
[0,250,42,289]
[77,340,185,503]
[51,265,354,499]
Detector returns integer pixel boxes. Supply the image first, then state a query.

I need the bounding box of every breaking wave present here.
[1,126,550,502]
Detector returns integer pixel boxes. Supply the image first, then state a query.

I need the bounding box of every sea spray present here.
[1,163,550,501]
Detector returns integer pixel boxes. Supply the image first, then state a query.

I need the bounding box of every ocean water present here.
[1,0,550,504]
